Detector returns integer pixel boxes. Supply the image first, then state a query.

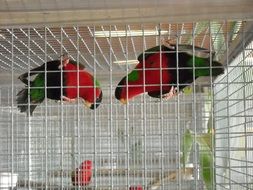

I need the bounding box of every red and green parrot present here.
[16,56,102,115]
[115,44,224,104]
[71,160,92,186]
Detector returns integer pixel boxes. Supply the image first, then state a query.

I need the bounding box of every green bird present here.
[181,129,214,190]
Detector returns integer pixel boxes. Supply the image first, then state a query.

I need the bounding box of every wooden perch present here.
[16,180,63,190]
[16,179,103,190]
[50,168,164,178]
[148,167,193,190]
[16,168,193,190]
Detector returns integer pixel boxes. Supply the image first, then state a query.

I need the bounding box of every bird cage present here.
[0,1,253,190]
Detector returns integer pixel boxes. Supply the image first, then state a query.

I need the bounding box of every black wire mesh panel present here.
[0,21,252,190]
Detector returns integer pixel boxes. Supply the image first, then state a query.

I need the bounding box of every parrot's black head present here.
[90,91,103,109]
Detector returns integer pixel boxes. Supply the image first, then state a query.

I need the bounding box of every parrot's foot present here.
[163,39,176,49]
[162,86,180,100]
[58,54,70,69]
[61,96,76,103]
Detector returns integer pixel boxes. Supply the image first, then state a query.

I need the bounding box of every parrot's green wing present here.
[181,129,214,190]
[30,73,45,101]
[17,73,45,116]
[127,70,139,82]
[196,134,214,190]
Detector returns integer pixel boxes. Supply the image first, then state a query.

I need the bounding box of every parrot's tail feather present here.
[16,88,28,112]
[16,88,37,116]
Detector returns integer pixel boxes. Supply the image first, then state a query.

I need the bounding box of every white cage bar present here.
[0,20,252,190]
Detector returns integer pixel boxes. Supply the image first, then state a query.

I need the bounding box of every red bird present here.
[129,185,143,190]
[71,160,92,186]
[63,59,102,109]
[115,44,224,104]
[17,55,103,115]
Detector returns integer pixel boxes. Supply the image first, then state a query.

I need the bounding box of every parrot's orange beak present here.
[120,98,127,104]
[84,101,92,108]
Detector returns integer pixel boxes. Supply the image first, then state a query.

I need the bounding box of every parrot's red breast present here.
[64,63,101,104]
[117,53,173,100]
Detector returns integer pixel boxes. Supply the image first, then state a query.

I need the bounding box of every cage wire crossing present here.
[0,21,252,190]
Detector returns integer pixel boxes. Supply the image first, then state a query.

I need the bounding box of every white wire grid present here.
[0,21,252,190]
[214,38,253,189]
